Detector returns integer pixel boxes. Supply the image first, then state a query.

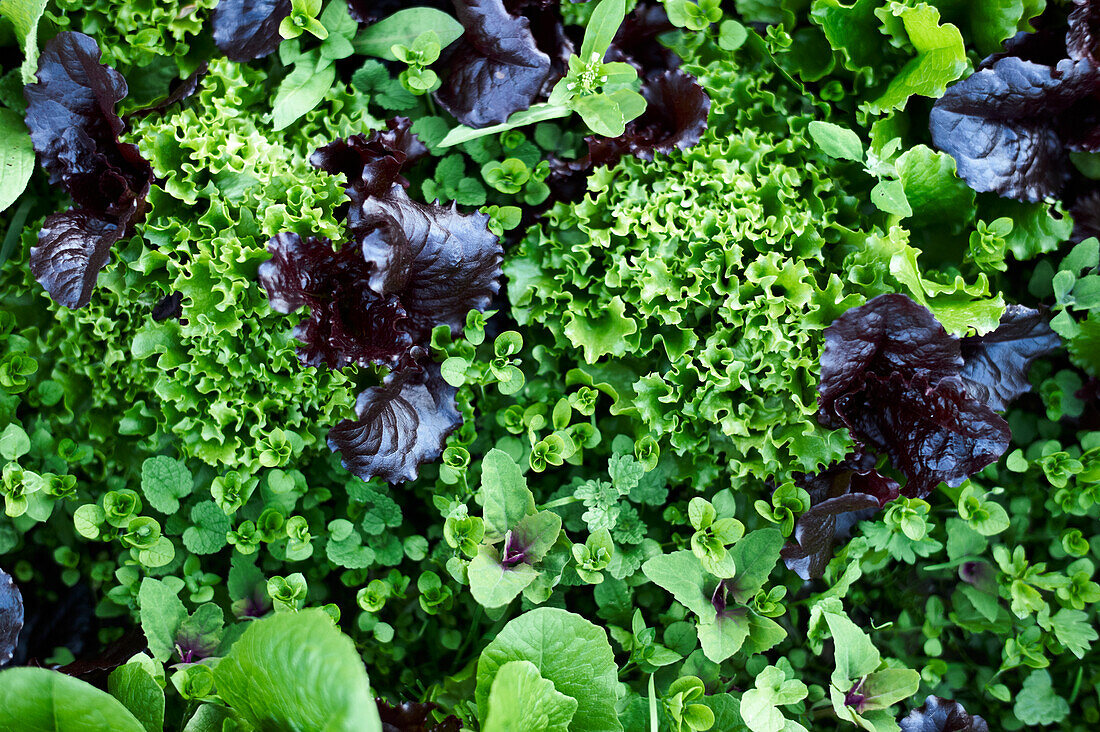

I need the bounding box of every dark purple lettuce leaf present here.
[258,232,414,370]
[606,1,678,73]
[433,0,552,128]
[899,696,990,732]
[505,0,574,97]
[818,293,963,425]
[586,69,710,168]
[1070,187,1100,242]
[840,373,1010,498]
[357,185,502,342]
[348,0,452,24]
[328,364,461,483]
[1069,0,1100,65]
[311,117,428,232]
[0,568,22,666]
[24,32,153,308]
[782,455,900,580]
[818,295,1012,499]
[959,305,1061,411]
[378,698,462,732]
[930,57,1100,202]
[212,0,292,62]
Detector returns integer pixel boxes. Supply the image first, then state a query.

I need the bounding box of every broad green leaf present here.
[182,705,228,732]
[1049,608,1098,659]
[859,668,920,710]
[808,121,863,162]
[822,609,880,683]
[642,551,716,622]
[0,0,47,83]
[137,578,187,662]
[108,664,165,732]
[140,456,193,514]
[810,0,885,75]
[512,510,563,563]
[580,0,627,60]
[439,104,571,147]
[868,3,967,113]
[727,529,784,603]
[469,545,539,608]
[213,609,382,732]
[0,109,34,213]
[352,8,464,60]
[697,612,750,664]
[477,608,623,732]
[970,0,1027,56]
[896,145,975,228]
[742,612,788,655]
[484,660,578,732]
[572,93,626,138]
[0,667,146,731]
[271,60,336,131]
[480,448,535,540]
[870,179,913,218]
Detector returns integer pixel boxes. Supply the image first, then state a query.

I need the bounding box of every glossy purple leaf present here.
[23,32,153,308]
[347,0,452,24]
[586,69,710,168]
[899,696,989,732]
[1069,0,1100,65]
[782,456,900,579]
[212,0,292,62]
[357,185,502,342]
[818,295,1011,499]
[377,697,462,732]
[959,305,1061,411]
[930,56,1100,202]
[839,372,1010,498]
[818,294,963,426]
[328,364,461,483]
[505,0,574,96]
[0,568,23,667]
[258,232,414,370]
[433,0,552,128]
[607,1,678,72]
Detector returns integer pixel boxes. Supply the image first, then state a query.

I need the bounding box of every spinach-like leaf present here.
[0,667,146,731]
[213,609,382,732]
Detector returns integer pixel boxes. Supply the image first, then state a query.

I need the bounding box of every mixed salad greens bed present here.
[0,0,1098,729]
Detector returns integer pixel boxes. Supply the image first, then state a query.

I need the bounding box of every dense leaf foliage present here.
[0,0,1098,730]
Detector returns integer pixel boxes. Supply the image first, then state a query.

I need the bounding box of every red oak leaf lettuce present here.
[899,696,989,732]
[212,0,292,62]
[23,32,154,308]
[311,117,428,236]
[433,0,553,128]
[260,232,414,370]
[817,295,1014,498]
[959,305,1061,411]
[781,454,900,580]
[931,1,1100,202]
[328,364,461,484]
[0,567,22,667]
[263,122,502,482]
